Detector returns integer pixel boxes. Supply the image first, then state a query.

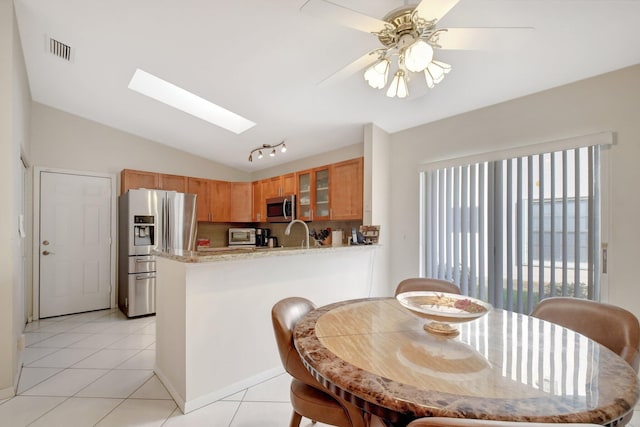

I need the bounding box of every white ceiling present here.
[14,0,640,172]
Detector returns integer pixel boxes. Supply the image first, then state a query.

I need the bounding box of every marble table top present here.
[293,298,639,426]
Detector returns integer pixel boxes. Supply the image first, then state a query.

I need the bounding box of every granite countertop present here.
[154,244,378,263]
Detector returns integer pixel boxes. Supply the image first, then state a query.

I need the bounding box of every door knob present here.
[42,250,51,256]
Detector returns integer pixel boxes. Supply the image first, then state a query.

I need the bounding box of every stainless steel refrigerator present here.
[118,189,197,317]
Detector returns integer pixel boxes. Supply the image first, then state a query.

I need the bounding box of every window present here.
[421,143,602,314]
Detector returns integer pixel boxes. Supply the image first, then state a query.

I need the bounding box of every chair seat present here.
[290,379,352,427]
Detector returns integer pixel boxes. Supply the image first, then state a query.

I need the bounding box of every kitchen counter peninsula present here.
[153,244,378,413]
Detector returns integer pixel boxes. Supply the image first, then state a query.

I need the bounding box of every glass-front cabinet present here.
[297,167,330,221]
[314,169,330,219]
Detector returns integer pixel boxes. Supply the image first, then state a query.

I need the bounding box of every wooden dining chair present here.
[530,297,640,372]
[394,278,461,297]
[406,418,603,427]
[271,297,366,427]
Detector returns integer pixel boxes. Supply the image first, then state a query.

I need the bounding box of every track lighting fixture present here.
[248,141,287,162]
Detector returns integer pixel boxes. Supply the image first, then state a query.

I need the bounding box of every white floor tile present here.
[129,375,172,400]
[24,332,57,346]
[0,396,66,427]
[67,333,125,349]
[21,347,58,365]
[103,322,150,335]
[138,323,156,335]
[76,369,154,398]
[242,373,290,402]
[28,397,124,427]
[68,322,118,334]
[229,401,293,427]
[94,398,176,427]
[16,367,62,394]
[116,349,155,370]
[21,368,108,397]
[72,348,140,369]
[221,389,246,401]
[29,332,92,348]
[106,333,155,349]
[26,348,98,368]
[163,401,240,427]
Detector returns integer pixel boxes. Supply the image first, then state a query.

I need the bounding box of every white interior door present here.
[39,171,112,318]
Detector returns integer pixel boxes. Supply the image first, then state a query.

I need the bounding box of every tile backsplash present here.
[196,221,362,248]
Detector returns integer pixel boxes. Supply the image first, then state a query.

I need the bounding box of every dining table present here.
[293,297,640,426]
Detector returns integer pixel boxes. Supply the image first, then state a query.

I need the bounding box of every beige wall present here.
[389,64,640,318]
[30,103,251,184]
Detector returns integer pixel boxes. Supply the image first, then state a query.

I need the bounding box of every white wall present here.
[0,0,31,397]
[30,103,251,183]
[389,64,640,319]
[364,124,392,296]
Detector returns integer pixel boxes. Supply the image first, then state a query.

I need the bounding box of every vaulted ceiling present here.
[14,0,640,171]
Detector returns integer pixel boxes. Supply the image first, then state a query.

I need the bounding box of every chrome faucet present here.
[284,219,310,249]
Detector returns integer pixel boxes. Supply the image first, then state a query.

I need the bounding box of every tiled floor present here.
[0,308,328,427]
[2,308,639,427]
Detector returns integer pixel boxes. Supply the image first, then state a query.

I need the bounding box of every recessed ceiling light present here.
[128,69,255,134]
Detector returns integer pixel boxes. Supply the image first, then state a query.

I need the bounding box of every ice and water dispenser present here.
[134,215,155,247]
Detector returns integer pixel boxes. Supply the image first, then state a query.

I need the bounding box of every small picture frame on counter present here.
[359,225,380,245]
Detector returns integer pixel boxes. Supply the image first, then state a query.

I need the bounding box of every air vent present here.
[48,37,72,61]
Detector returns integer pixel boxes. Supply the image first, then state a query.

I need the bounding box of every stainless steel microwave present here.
[266,195,296,223]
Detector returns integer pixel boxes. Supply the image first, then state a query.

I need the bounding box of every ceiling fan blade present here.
[317,50,379,88]
[414,0,461,22]
[301,0,388,34]
[436,27,535,50]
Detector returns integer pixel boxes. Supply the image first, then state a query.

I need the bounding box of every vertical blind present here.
[422,145,600,313]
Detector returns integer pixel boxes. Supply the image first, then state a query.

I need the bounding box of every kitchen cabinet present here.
[159,173,187,192]
[297,166,330,221]
[188,178,229,222]
[281,173,296,195]
[261,176,282,200]
[252,181,263,222]
[120,169,158,194]
[229,182,252,222]
[330,157,363,220]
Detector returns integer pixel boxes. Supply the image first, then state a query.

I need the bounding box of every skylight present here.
[128,69,255,135]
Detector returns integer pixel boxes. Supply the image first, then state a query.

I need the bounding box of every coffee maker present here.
[255,228,271,247]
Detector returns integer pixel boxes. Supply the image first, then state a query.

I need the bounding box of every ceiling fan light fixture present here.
[404,39,433,72]
[364,58,390,89]
[258,150,263,159]
[386,70,408,98]
[426,60,451,84]
[281,143,287,153]
[270,149,276,157]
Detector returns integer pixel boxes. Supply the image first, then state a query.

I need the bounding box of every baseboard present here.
[154,365,285,414]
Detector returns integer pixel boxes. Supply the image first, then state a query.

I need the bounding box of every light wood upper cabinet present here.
[281,173,296,195]
[121,169,159,194]
[330,157,363,220]
[187,177,211,222]
[159,173,187,192]
[230,182,252,223]
[262,176,282,200]
[208,180,230,222]
[252,181,263,222]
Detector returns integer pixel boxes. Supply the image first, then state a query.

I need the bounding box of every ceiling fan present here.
[301,0,533,98]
